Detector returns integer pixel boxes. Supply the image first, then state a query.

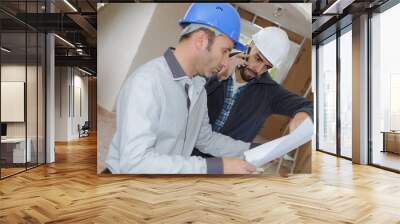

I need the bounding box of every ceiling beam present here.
[235,6,304,45]
[67,14,97,39]
[55,55,96,72]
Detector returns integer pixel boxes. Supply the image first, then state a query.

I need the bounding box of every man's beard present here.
[239,67,258,82]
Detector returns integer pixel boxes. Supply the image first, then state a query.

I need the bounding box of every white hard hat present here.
[252,26,290,67]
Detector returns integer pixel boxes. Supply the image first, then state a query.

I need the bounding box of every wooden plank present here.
[293,142,312,173]
[254,16,275,28]
[237,7,255,22]
[282,39,312,96]
[281,27,304,45]
[258,114,290,140]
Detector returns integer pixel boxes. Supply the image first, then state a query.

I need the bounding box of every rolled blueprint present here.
[244,117,314,167]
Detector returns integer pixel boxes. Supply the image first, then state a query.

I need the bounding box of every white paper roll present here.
[244,117,314,167]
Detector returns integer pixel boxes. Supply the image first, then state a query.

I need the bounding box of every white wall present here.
[125,4,190,77]
[55,67,69,141]
[72,73,89,138]
[77,74,89,124]
[54,67,89,141]
[1,63,46,164]
[1,82,25,122]
[1,65,37,137]
[275,41,301,84]
[1,65,26,81]
[98,3,190,112]
[98,3,157,112]
[1,66,26,133]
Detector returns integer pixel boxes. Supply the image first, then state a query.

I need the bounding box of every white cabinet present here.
[1,138,32,163]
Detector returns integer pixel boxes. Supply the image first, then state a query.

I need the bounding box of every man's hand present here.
[222,157,256,174]
[289,112,309,133]
[217,53,248,81]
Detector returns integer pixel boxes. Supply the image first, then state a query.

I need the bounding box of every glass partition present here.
[1,30,28,177]
[370,3,400,171]
[0,1,46,179]
[317,36,337,155]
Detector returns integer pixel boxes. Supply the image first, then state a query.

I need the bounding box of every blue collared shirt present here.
[213,75,256,132]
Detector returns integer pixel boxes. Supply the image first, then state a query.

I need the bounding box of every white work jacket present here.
[105,48,250,174]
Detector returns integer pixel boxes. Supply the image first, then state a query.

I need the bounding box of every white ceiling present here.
[236,3,312,39]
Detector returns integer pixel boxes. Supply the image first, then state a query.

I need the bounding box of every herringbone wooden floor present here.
[1,134,400,223]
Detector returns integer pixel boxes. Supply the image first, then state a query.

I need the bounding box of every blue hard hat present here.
[179,3,247,52]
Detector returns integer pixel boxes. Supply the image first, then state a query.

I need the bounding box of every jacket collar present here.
[163,47,188,80]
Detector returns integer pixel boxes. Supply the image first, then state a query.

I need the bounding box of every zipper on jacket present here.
[183,83,191,152]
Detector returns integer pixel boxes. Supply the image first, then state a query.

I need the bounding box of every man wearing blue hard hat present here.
[105,3,256,174]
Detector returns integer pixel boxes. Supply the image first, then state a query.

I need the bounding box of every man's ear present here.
[201,39,209,51]
[196,31,209,51]
[191,31,204,51]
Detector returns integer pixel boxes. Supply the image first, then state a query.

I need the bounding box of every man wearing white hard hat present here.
[192,26,313,158]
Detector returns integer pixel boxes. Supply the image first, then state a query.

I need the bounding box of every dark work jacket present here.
[206,72,314,143]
